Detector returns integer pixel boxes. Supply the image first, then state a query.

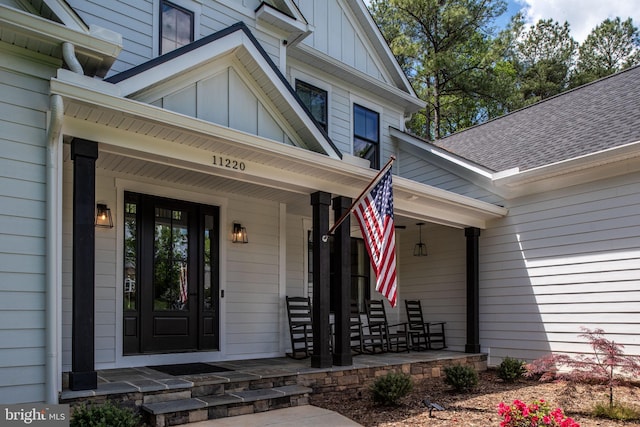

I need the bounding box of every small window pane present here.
[354,104,379,169]
[161,1,194,54]
[203,214,214,312]
[296,80,328,131]
[154,207,189,311]
[124,202,137,311]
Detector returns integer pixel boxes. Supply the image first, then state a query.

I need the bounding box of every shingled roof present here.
[434,65,640,172]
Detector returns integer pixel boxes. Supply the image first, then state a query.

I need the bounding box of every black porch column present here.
[465,227,481,353]
[310,191,332,368]
[331,196,352,366]
[69,139,98,390]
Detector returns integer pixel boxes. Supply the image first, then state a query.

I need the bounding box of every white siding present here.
[398,225,468,351]
[397,148,503,204]
[294,0,386,81]
[67,0,281,77]
[61,168,286,368]
[285,214,307,298]
[0,47,55,403]
[225,197,281,357]
[153,67,292,145]
[480,173,640,365]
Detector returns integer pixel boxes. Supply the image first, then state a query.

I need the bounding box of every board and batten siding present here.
[294,0,386,83]
[0,45,59,403]
[398,224,468,351]
[480,172,640,365]
[151,67,293,146]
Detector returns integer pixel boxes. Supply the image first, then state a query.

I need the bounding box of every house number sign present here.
[212,155,246,171]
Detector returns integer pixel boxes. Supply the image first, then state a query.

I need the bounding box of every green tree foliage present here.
[509,17,577,104]
[368,1,638,136]
[369,0,510,140]
[571,17,640,87]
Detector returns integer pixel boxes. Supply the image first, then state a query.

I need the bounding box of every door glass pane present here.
[203,214,214,311]
[124,202,137,310]
[154,207,189,311]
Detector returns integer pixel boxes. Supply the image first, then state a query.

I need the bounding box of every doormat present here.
[148,362,233,376]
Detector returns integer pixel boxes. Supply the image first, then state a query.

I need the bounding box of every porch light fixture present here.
[413,222,427,256]
[232,222,248,243]
[95,203,113,228]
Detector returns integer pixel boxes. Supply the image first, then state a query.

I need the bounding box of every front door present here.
[123,192,219,354]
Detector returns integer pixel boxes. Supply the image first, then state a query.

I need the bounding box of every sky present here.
[509,0,640,43]
[364,0,640,44]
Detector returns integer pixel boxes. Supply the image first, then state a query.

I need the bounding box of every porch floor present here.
[60,350,483,401]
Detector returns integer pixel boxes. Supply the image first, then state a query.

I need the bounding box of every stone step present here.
[142,385,312,427]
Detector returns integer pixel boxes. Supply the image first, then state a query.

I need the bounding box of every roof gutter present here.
[493,140,640,198]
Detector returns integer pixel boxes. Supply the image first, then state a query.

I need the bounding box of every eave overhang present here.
[106,22,340,159]
[492,140,640,198]
[289,44,425,114]
[0,4,121,77]
[255,2,312,46]
[51,73,505,229]
[392,127,640,199]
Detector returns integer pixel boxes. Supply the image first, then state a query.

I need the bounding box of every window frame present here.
[154,0,200,56]
[295,79,329,132]
[353,103,381,169]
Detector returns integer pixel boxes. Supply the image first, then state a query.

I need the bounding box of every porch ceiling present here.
[54,78,507,229]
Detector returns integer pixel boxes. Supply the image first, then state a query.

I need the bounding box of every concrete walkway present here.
[187,405,362,426]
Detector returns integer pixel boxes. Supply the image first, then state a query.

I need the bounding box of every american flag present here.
[354,168,398,307]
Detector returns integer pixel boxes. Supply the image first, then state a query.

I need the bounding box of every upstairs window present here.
[296,80,328,132]
[161,0,194,54]
[354,104,379,169]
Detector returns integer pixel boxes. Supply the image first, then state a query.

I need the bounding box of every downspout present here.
[46,41,83,403]
[46,94,63,403]
[62,42,84,74]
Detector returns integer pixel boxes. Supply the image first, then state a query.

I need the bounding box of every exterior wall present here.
[293,0,387,82]
[66,0,280,77]
[288,59,405,163]
[61,164,288,370]
[397,148,503,204]
[398,224,468,352]
[480,172,640,365]
[0,44,59,403]
[148,66,294,146]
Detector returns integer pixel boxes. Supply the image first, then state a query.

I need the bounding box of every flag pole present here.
[321,156,395,242]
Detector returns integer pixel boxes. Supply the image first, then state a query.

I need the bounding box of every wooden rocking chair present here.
[404,299,446,350]
[286,296,313,359]
[365,299,409,352]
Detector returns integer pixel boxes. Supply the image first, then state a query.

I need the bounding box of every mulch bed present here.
[310,370,640,426]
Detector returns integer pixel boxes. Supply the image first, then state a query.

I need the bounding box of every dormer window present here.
[160,0,194,54]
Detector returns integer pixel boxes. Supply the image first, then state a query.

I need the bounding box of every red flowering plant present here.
[497,399,580,427]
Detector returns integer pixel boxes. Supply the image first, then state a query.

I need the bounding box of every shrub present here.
[593,402,640,421]
[71,401,141,427]
[498,356,526,383]
[443,364,478,392]
[498,399,580,427]
[370,372,413,406]
[528,327,640,411]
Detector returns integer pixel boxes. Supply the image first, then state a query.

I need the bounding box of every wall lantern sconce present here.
[413,222,427,256]
[232,222,248,243]
[95,203,113,228]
